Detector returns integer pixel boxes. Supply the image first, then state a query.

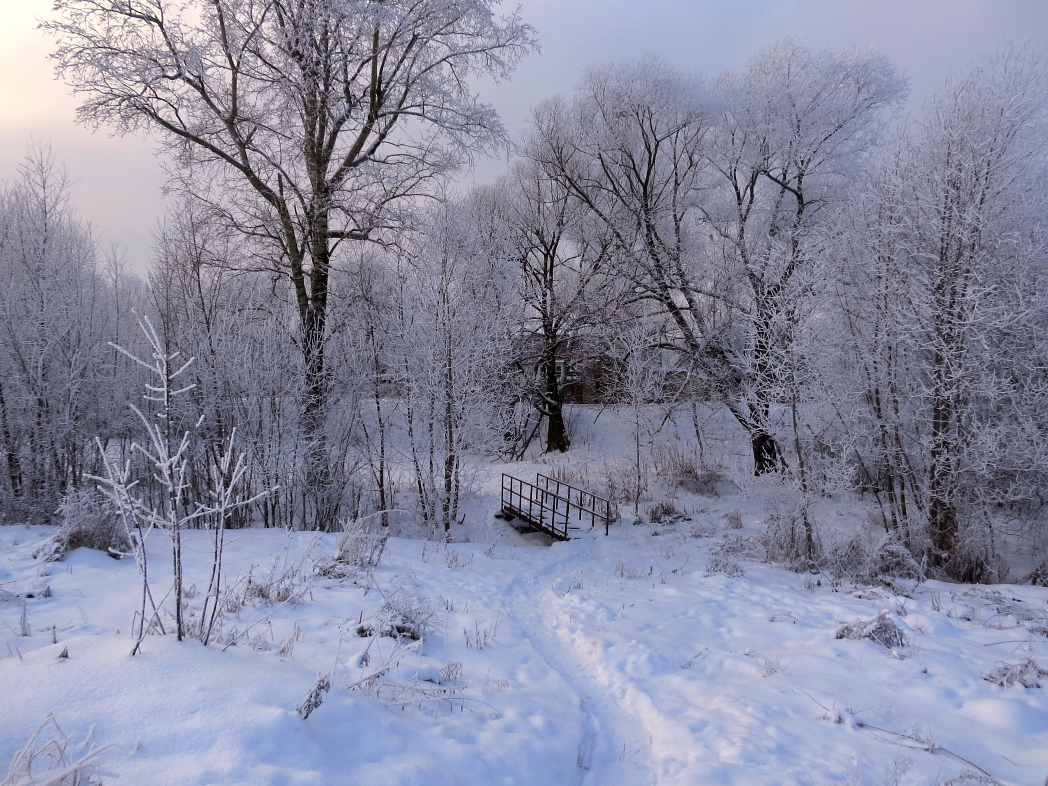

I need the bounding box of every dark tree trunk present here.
[928,371,957,565]
[543,342,570,453]
[291,193,338,532]
[0,376,23,499]
[751,431,783,476]
[546,406,569,454]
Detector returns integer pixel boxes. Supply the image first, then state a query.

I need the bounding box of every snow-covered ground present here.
[2,409,1048,785]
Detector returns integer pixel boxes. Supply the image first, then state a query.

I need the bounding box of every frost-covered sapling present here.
[606,322,667,515]
[95,315,261,649]
[94,315,198,650]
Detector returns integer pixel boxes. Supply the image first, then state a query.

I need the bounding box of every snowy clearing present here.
[3,464,1048,785]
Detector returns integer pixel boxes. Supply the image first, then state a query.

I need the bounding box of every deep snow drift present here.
[2,409,1047,785]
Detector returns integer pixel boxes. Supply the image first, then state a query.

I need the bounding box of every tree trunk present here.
[293,195,337,532]
[301,309,337,531]
[543,342,569,453]
[751,430,783,476]
[928,373,957,565]
[0,376,23,500]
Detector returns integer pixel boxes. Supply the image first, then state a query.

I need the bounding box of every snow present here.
[2,410,1048,785]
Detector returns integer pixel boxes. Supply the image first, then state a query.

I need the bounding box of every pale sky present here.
[2,0,1046,269]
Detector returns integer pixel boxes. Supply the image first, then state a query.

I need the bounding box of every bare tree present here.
[392,198,515,534]
[47,0,535,529]
[527,47,903,474]
[497,159,616,454]
[835,46,1048,578]
[0,144,120,521]
[701,42,905,473]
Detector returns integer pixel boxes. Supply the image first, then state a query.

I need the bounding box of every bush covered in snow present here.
[835,610,907,649]
[316,518,388,579]
[34,488,130,562]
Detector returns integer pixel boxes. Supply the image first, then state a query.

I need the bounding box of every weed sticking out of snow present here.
[983,658,1048,688]
[614,561,646,580]
[463,616,500,650]
[297,675,332,720]
[2,713,115,786]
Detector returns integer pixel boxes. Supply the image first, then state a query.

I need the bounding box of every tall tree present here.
[392,198,515,534]
[0,145,116,521]
[497,160,613,454]
[47,0,535,529]
[836,46,1048,578]
[702,42,905,472]
[528,50,903,473]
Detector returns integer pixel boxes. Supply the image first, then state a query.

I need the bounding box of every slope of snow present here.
[2,407,1047,785]
[3,516,1047,784]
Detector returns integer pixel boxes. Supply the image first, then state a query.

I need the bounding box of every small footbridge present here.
[500,473,616,540]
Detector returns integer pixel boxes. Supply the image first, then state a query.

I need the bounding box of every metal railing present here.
[501,473,614,539]
[535,474,616,529]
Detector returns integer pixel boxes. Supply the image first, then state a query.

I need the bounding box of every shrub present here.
[316,518,388,578]
[940,523,1007,584]
[704,535,758,577]
[704,553,744,577]
[34,488,131,562]
[1023,559,1048,587]
[647,500,682,524]
[835,610,906,649]
[759,510,820,570]
[357,591,434,642]
[653,444,723,496]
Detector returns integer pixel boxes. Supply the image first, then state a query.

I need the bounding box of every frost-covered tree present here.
[528,48,903,474]
[47,0,535,529]
[835,46,1048,579]
[495,159,617,454]
[0,145,126,521]
[391,197,516,534]
[702,42,905,473]
[148,202,312,529]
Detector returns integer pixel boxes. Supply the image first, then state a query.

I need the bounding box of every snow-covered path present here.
[3,520,1048,785]
[500,549,656,786]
